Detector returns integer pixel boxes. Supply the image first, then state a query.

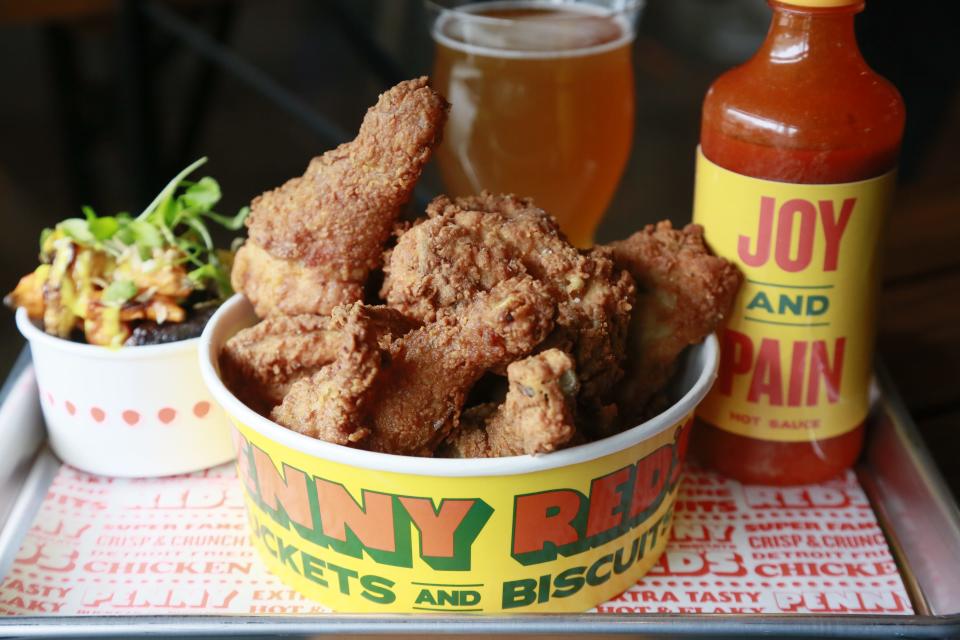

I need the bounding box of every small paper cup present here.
[199,294,719,613]
[17,308,235,477]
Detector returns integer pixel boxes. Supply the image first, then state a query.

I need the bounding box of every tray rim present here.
[0,612,959,638]
[1,348,958,638]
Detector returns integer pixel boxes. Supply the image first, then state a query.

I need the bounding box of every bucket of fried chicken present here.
[202,292,719,614]
[197,77,740,613]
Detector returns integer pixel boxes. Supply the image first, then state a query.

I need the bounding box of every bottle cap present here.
[774,0,861,7]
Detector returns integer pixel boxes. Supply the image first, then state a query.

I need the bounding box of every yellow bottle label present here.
[692,147,895,442]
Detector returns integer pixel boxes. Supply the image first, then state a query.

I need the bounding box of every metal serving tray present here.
[0,347,958,638]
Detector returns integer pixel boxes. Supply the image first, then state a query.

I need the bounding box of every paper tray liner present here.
[0,463,912,616]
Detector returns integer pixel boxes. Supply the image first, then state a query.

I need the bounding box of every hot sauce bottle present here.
[691,0,905,484]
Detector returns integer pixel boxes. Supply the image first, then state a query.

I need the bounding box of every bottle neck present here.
[757,2,864,67]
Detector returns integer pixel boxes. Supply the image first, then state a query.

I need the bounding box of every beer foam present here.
[432,1,636,60]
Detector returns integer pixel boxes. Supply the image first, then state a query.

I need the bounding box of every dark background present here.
[0,0,958,488]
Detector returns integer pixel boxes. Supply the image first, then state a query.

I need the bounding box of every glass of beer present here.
[427,0,641,247]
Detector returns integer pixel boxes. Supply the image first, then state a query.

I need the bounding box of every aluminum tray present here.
[0,347,958,638]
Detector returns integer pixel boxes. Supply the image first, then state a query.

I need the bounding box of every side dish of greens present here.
[6,158,247,347]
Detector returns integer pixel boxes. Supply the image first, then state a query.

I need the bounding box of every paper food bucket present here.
[199,295,720,614]
[16,307,235,477]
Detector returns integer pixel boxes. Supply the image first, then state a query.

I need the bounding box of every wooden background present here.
[879,119,960,493]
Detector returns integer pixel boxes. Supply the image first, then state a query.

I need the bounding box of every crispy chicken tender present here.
[220,308,417,415]
[607,222,742,426]
[270,305,386,446]
[234,77,449,317]
[231,243,365,319]
[272,278,556,455]
[381,192,635,410]
[444,349,579,458]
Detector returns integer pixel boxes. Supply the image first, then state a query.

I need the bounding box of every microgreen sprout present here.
[40,157,247,304]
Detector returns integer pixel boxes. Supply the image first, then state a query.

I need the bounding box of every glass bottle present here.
[692,0,905,485]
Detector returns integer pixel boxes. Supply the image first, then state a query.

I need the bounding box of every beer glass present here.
[427,0,641,247]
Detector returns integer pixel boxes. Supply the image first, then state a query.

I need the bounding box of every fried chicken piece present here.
[220,307,418,415]
[231,243,365,319]
[381,192,635,410]
[234,77,449,317]
[444,349,579,458]
[270,305,386,446]
[272,277,556,455]
[220,315,338,415]
[607,221,742,426]
[384,193,590,318]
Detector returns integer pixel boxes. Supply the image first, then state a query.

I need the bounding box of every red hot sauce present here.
[692,0,905,485]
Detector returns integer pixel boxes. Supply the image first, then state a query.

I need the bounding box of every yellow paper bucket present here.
[199,295,719,614]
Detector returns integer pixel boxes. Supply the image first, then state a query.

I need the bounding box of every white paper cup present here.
[16,308,235,477]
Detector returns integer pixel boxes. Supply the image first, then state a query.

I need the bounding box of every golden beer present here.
[431,1,636,247]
